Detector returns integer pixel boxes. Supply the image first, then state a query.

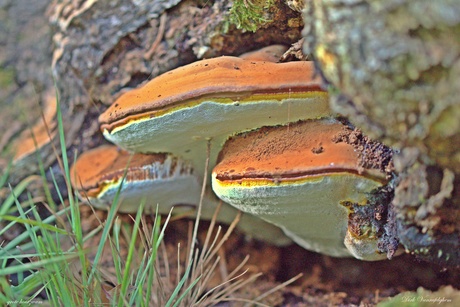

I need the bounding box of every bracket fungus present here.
[13,95,57,165]
[70,145,197,211]
[72,49,397,260]
[238,44,288,62]
[70,145,291,246]
[212,119,390,259]
[9,92,58,181]
[99,56,329,182]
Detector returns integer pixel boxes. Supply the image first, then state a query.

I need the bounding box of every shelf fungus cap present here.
[99,56,325,134]
[13,93,57,165]
[212,119,389,260]
[70,145,291,246]
[98,56,330,182]
[238,45,288,62]
[70,145,199,213]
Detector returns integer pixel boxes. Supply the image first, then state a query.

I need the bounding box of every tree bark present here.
[1,0,303,180]
[303,0,460,266]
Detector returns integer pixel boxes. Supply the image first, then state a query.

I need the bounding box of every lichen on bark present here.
[303,0,460,266]
[303,0,460,172]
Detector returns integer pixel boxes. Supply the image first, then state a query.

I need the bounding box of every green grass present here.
[0,88,296,306]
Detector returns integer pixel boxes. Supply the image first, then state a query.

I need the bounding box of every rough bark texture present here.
[0,0,53,98]
[47,0,186,171]
[0,0,54,173]
[303,0,460,266]
[2,0,303,180]
[304,0,460,171]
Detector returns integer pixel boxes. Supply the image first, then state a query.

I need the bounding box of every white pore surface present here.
[104,96,330,182]
[91,174,291,245]
[103,96,328,247]
[212,173,383,258]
